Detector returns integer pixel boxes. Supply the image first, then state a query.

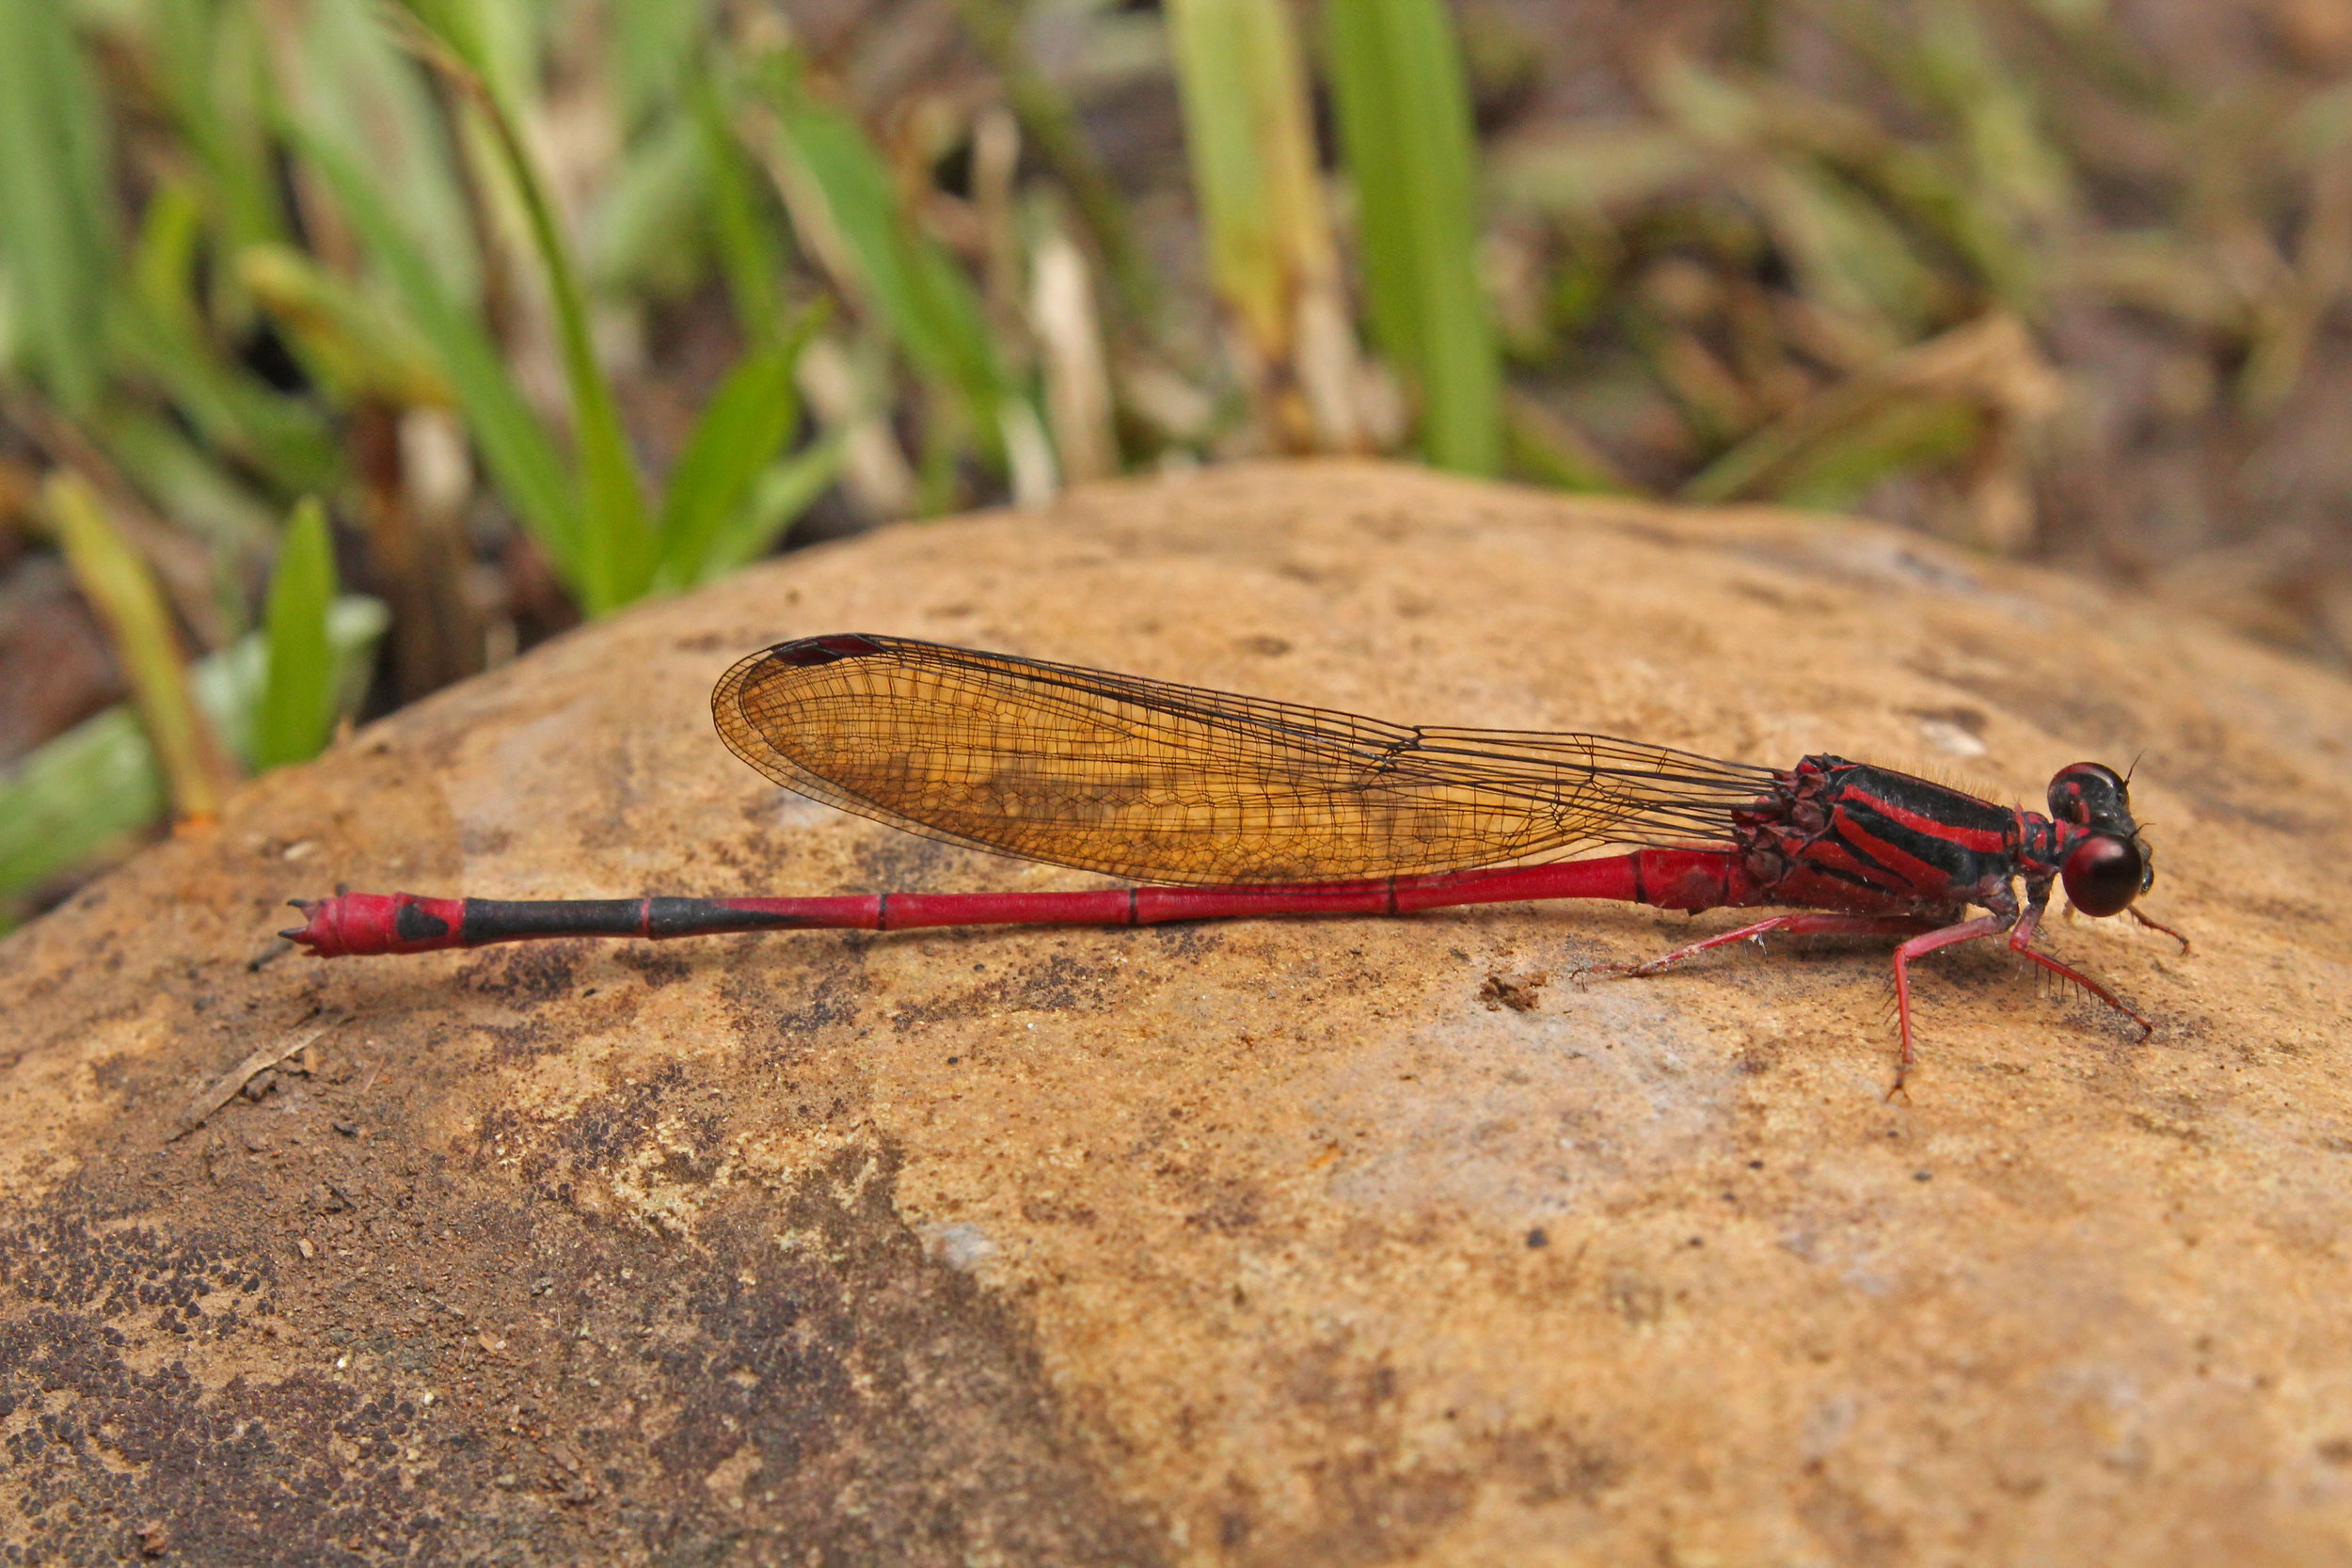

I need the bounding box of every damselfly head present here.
[2047,761,2137,834]
[2047,761,2156,916]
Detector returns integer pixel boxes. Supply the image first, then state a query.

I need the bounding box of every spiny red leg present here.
[1575,914,1802,981]
[2127,905,2191,953]
[1577,912,1936,982]
[1887,913,2013,1092]
[2008,904,2154,1037]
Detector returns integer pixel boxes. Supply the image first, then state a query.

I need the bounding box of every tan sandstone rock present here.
[4,459,2350,1565]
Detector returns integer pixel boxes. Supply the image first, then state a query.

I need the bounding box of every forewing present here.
[713,634,1768,883]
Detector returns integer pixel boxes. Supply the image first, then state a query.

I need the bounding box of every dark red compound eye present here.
[2061,833,2144,917]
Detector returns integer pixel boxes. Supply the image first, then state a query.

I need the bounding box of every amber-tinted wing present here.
[712,634,1772,884]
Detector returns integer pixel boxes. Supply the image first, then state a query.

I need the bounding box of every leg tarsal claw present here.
[2127,905,2191,953]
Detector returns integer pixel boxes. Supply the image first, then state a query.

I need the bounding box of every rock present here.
[3,459,2349,1565]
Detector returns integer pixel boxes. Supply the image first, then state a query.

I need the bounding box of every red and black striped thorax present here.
[1731,756,2025,915]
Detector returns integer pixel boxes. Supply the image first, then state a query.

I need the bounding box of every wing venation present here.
[712,634,1772,884]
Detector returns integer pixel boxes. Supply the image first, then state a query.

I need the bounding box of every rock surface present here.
[4,459,2351,1566]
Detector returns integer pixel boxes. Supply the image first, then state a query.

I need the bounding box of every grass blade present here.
[1680,312,2058,509]
[1324,0,1502,474]
[949,0,1157,323]
[654,338,804,589]
[236,242,453,408]
[0,596,388,915]
[0,0,115,413]
[286,122,582,587]
[1487,124,1709,217]
[42,473,238,820]
[150,0,286,265]
[1650,57,1943,348]
[763,56,1014,442]
[1504,391,1636,494]
[115,181,342,495]
[255,497,339,771]
[696,434,848,581]
[1902,0,2074,230]
[758,50,1056,505]
[400,6,658,612]
[696,67,784,349]
[1166,0,1359,450]
[0,705,156,921]
[1741,78,2036,308]
[588,107,707,298]
[1751,159,1944,346]
[276,0,483,307]
[1168,0,1303,353]
[101,407,280,563]
[612,0,712,130]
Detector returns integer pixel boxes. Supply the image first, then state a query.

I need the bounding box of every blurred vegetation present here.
[3,0,2351,928]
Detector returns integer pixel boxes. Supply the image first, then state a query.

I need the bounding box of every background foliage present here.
[4,0,2350,927]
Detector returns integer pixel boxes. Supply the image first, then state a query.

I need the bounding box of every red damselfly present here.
[284,634,2186,1088]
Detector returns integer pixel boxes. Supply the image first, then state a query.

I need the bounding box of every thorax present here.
[1732,755,2025,913]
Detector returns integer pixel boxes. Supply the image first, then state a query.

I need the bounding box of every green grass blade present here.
[1324,0,1502,474]
[113,181,342,495]
[277,0,482,307]
[150,0,286,263]
[1770,397,1983,511]
[255,497,339,771]
[1651,58,1943,347]
[1679,314,2043,504]
[1739,79,2036,308]
[612,0,713,129]
[0,0,115,413]
[763,57,1013,437]
[0,705,156,913]
[696,434,848,581]
[654,341,803,588]
[0,596,388,909]
[130,180,209,340]
[44,473,238,820]
[404,0,541,116]
[236,243,453,408]
[1752,159,1944,345]
[587,107,707,297]
[286,122,582,586]
[101,408,280,562]
[106,311,343,495]
[1167,0,1361,450]
[1167,0,1307,357]
[1486,124,1710,216]
[696,68,783,348]
[402,5,657,612]
[1503,392,1636,494]
[1908,0,2074,229]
